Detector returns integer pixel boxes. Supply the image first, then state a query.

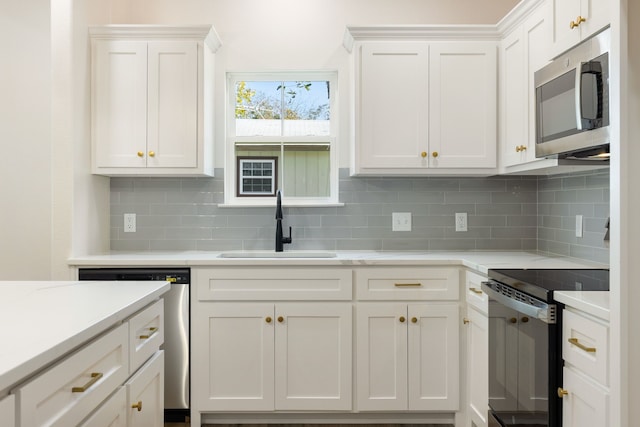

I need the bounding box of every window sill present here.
[218,201,345,208]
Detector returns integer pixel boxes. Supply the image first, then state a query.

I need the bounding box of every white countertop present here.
[555,291,610,320]
[68,250,607,274]
[0,280,169,395]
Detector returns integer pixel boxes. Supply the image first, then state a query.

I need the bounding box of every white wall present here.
[0,1,53,279]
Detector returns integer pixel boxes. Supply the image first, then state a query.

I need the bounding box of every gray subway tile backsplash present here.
[110,168,610,264]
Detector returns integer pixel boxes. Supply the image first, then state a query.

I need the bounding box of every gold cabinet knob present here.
[516,146,521,152]
[521,316,529,323]
[277,316,284,323]
[557,387,569,398]
[131,400,143,412]
[265,316,272,323]
[520,145,527,151]
[510,317,518,324]
[411,317,418,323]
[463,318,470,325]
[148,151,155,157]
[137,151,144,157]
[432,151,439,158]
[421,151,427,158]
[570,15,586,29]
[399,316,406,323]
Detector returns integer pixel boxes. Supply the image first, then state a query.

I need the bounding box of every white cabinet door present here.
[147,41,198,169]
[408,303,459,411]
[500,27,527,168]
[561,367,609,427]
[429,43,497,169]
[466,306,489,427]
[550,0,609,57]
[356,303,459,411]
[356,303,408,411]
[357,42,429,170]
[0,394,15,427]
[79,387,127,427]
[487,301,518,412]
[196,303,275,411]
[93,40,148,169]
[126,351,164,427]
[275,303,352,410]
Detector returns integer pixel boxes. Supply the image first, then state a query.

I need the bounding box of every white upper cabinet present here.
[346,27,498,176]
[91,25,220,176]
[550,0,609,57]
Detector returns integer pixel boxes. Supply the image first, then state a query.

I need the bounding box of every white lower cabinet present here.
[0,394,15,427]
[12,299,165,427]
[194,301,352,412]
[465,306,489,427]
[356,302,459,411]
[126,351,165,427]
[561,366,608,427]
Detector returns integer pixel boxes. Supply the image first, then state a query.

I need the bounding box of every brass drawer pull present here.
[72,372,103,393]
[469,287,483,295]
[568,337,596,353]
[132,400,143,411]
[394,283,422,287]
[139,327,158,339]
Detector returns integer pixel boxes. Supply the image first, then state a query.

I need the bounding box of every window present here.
[225,72,339,206]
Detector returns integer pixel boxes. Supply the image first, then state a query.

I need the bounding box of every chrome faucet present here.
[275,190,292,252]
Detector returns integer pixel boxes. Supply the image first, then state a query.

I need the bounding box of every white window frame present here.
[223,71,340,207]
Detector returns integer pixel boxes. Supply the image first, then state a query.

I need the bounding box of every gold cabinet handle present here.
[432,151,439,158]
[463,318,470,325]
[557,387,569,398]
[520,145,527,151]
[469,287,483,295]
[137,151,144,157]
[570,15,586,29]
[277,316,284,323]
[411,317,418,323]
[521,316,529,323]
[72,372,103,393]
[421,151,428,158]
[568,337,596,353]
[516,146,522,152]
[266,316,272,323]
[399,316,406,323]
[394,283,422,287]
[139,326,158,339]
[131,400,143,412]
[148,151,155,157]
[510,317,518,324]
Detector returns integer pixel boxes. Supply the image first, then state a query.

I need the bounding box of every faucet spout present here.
[275,190,292,252]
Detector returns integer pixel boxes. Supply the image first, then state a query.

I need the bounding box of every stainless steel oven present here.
[482,269,609,427]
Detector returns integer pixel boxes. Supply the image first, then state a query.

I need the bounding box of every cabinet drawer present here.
[196,267,352,300]
[129,299,164,374]
[465,270,488,313]
[563,309,609,385]
[355,267,459,300]
[14,324,129,427]
[78,387,127,427]
[0,394,15,427]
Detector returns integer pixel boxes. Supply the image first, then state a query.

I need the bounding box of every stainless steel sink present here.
[218,251,336,258]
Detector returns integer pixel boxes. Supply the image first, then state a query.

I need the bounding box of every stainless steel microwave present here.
[534,28,610,160]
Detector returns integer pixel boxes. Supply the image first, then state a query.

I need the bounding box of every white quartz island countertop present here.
[0,280,169,395]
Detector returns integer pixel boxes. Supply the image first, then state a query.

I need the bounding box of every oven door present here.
[482,282,562,427]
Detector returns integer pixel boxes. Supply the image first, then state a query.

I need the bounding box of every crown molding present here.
[89,25,222,52]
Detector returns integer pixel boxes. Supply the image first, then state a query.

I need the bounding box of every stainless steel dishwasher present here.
[78,267,190,422]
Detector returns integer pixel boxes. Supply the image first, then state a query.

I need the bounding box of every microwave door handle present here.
[575,62,583,131]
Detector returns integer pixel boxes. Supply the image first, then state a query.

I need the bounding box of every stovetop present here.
[488,268,609,301]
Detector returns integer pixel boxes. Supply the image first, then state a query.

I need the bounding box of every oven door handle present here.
[481,282,555,324]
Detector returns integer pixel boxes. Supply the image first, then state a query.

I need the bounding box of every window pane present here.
[281,143,330,197]
[235,80,330,137]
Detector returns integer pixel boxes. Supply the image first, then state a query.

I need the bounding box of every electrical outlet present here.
[455,212,468,232]
[575,215,583,237]
[124,213,136,233]
[392,212,412,231]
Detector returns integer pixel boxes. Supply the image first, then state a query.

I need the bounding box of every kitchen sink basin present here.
[218,251,336,258]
